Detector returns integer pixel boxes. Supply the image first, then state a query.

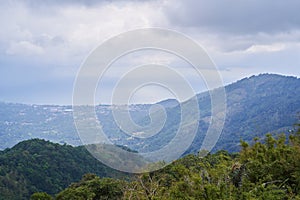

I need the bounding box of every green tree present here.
[56,174,124,200]
[30,192,53,200]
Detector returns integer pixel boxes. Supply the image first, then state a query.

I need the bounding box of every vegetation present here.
[26,124,300,199]
[56,174,124,200]
[189,74,300,153]
[0,139,127,200]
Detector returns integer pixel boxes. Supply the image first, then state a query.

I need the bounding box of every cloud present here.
[21,0,104,7]
[19,0,144,8]
[6,41,44,55]
[165,0,300,35]
[245,43,286,53]
[0,0,169,104]
[160,0,300,81]
[0,0,167,63]
[0,0,299,104]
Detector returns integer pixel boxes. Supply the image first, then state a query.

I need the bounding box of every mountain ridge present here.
[0,138,128,199]
[0,73,299,153]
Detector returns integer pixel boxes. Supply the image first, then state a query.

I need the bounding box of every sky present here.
[1,0,300,105]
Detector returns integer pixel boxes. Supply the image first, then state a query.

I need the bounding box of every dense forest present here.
[1,124,299,199]
[0,140,127,200]
[52,125,300,199]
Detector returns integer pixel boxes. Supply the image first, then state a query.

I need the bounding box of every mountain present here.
[2,125,300,199]
[0,74,299,154]
[156,98,179,108]
[38,128,300,199]
[213,74,300,151]
[1,73,300,199]
[0,139,127,200]
[172,73,300,153]
[110,73,300,154]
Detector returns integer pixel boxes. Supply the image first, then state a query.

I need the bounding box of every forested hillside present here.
[30,124,300,199]
[1,125,300,199]
[0,139,127,200]
[216,74,300,151]
[1,73,300,199]
[126,74,300,154]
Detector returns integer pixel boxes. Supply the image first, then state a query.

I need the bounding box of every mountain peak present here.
[155,98,179,108]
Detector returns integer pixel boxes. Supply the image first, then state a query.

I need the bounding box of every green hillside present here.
[42,125,300,199]
[1,125,300,199]
[0,139,127,200]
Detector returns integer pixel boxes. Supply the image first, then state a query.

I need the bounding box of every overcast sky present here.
[1,0,300,104]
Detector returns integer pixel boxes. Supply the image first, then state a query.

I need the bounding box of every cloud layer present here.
[0,0,299,104]
[166,0,300,34]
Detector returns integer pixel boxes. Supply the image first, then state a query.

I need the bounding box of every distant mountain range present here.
[0,74,299,154]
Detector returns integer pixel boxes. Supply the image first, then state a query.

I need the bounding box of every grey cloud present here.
[19,0,152,7]
[20,0,109,7]
[165,0,300,35]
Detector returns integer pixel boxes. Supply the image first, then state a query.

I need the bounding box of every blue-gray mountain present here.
[191,73,300,153]
[0,74,299,153]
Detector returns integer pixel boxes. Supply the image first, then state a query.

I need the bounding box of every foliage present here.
[55,126,300,199]
[0,139,127,199]
[56,174,124,200]
[1,120,300,199]
[30,192,53,200]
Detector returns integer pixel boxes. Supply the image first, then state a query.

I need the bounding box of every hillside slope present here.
[186,74,300,153]
[133,74,300,154]
[0,74,299,154]
[0,139,126,200]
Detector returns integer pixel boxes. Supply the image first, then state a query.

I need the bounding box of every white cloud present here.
[1,1,168,65]
[245,43,286,53]
[6,41,44,55]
